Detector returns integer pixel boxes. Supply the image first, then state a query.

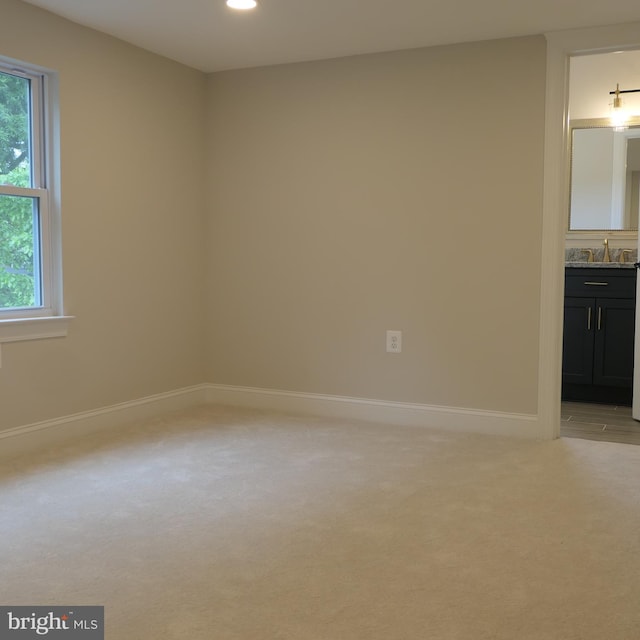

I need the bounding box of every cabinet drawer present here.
[565,271,636,298]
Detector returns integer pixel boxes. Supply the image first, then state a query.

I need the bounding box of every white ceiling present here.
[19,0,640,73]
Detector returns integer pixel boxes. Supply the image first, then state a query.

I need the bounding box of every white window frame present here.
[0,58,70,344]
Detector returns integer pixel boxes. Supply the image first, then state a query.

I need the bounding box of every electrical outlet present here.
[386,330,402,353]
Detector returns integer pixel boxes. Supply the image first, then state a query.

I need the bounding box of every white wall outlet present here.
[386,330,402,353]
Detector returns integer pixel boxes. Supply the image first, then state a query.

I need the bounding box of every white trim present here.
[0,185,47,198]
[42,69,63,317]
[611,130,627,229]
[538,34,570,440]
[540,21,640,440]
[0,382,542,463]
[0,58,63,319]
[205,384,541,439]
[0,315,73,342]
[0,384,209,459]
[566,230,637,244]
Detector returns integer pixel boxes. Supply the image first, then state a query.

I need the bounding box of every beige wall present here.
[0,0,207,430]
[0,1,547,432]
[205,36,546,414]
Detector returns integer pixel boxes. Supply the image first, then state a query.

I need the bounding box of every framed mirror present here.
[569,117,640,232]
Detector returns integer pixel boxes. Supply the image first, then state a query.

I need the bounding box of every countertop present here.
[565,262,636,269]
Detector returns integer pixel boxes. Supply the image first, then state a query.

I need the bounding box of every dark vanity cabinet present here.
[562,267,637,405]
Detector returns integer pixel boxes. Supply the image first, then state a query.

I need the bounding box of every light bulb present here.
[611,103,628,130]
[226,0,257,9]
[610,84,628,129]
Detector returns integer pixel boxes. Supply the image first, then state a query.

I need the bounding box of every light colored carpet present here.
[2,404,640,639]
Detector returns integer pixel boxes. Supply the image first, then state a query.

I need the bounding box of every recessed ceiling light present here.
[226,0,257,9]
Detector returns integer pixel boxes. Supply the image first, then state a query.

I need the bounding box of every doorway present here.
[540,24,640,440]
[559,42,640,444]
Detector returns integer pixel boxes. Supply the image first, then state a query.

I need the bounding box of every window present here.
[0,58,68,342]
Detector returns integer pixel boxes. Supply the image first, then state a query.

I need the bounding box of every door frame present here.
[539,22,640,439]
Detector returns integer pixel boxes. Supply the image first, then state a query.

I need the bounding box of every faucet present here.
[581,249,594,262]
[620,249,633,263]
[603,238,611,263]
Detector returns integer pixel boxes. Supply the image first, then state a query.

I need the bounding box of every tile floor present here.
[561,401,640,445]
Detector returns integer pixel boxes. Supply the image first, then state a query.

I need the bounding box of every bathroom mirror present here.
[569,118,640,231]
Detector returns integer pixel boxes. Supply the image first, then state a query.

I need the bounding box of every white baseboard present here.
[206,384,542,439]
[0,384,209,459]
[0,382,543,460]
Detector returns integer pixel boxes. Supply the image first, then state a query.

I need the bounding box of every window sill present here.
[0,315,73,343]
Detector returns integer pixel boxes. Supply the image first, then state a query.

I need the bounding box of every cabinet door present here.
[593,297,636,387]
[562,297,595,385]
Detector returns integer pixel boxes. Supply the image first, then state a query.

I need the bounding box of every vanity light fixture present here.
[226,0,257,9]
[609,83,640,129]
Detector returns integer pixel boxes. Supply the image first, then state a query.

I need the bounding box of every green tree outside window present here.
[0,71,37,309]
